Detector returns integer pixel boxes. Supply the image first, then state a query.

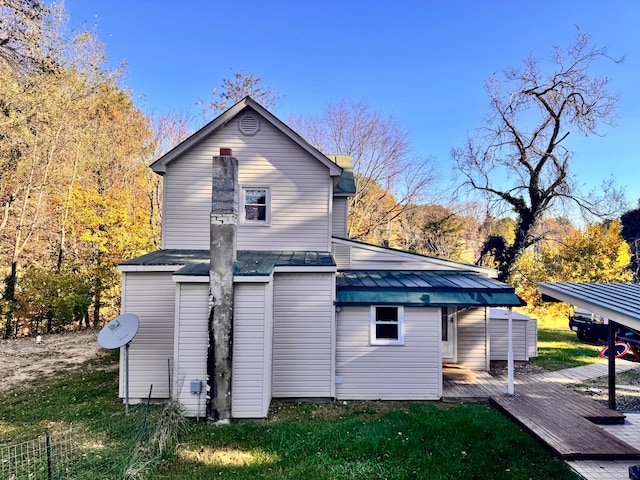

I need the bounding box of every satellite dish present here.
[98,313,140,415]
[98,313,139,349]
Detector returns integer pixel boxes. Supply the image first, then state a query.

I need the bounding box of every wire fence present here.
[0,409,154,480]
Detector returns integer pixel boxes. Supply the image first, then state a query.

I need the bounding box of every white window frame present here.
[241,186,270,225]
[370,305,404,345]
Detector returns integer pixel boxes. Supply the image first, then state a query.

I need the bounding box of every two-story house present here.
[117,97,524,420]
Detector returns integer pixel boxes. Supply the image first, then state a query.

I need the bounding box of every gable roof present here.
[150,96,343,177]
[336,270,523,307]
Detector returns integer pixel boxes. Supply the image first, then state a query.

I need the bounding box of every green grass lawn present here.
[160,401,577,479]
[531,327,604,371]
[0,343,580,480]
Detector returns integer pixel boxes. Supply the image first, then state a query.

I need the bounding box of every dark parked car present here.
[570,308,640,345]
[569,308,608,343]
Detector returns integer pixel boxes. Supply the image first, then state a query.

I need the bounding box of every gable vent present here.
[238,114,260,136]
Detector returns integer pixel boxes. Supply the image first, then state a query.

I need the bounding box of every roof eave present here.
[150,96,343,177]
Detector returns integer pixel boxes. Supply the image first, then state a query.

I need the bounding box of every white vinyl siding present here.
[332,243,351,269]
[161,157,212,249]
[232,282,273,418]
[527,317,538,359]
[336,306,441,400]
[162,112,332,251]
[120,272,175,401]
[457,308,488,371]
[489,315,538,361]
[332,239,494,274]
[174,283,208,417]
[332,197,348,238]
[272,273,334,398]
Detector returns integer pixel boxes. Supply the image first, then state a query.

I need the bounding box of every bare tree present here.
[0,0,46,73]
[452,31,624,281]
[290,100,437,244]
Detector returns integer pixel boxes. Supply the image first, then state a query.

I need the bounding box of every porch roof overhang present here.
[336,270,523,307]
[537,281,640,411]
[537,282,640,332]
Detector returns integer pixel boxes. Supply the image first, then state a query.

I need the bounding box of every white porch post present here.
[508,306,514,395]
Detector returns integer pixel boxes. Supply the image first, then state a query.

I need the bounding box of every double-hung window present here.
[370,306,404,345]
[242,187,269,224]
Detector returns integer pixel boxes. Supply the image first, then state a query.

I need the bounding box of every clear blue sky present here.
[63,0,640,206]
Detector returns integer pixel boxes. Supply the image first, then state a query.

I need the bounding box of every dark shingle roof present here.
[120,249,335,277]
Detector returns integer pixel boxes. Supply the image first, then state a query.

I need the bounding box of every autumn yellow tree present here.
[512,221,631,321]
[1,3,155,335]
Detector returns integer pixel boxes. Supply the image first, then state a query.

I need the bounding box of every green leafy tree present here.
[16,268,91,333]
[453,31,624,281]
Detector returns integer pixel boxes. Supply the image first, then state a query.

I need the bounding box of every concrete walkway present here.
[568,413,640,479]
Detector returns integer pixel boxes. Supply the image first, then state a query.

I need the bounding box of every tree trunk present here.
[92,279,101,328]
[497,211,538,282]
[3,262,17,338]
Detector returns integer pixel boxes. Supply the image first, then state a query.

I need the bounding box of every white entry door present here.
[441,307,457,363]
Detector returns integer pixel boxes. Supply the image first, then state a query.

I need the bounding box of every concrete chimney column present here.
[207,153,238,423]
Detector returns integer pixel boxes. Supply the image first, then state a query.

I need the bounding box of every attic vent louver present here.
[238,114,260,136]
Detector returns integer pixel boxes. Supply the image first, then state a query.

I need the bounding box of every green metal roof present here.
[120,249,335,277]
[537,282,640,331]
[336,270,523,307]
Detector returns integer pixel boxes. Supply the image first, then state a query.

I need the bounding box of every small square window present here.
[371,306,404,345]
[243,187,269,223]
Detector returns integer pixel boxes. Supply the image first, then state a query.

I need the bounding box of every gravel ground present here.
[0,331,109,396]
[573,368,640,411]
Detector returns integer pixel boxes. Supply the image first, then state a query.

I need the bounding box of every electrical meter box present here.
[190,380,202,394]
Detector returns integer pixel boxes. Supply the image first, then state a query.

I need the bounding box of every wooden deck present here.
[442,361,640,460]
[491,383,640,460]
[442,370,508,402]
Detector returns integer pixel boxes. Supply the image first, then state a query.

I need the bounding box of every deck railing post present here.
[508,307,514,395]
[608,320,616,410]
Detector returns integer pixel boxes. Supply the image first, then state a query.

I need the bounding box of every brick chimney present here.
[207,148,237,422]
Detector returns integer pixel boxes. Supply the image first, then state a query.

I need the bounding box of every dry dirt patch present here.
[0,331,109,396]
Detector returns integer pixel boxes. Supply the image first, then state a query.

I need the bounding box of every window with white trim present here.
[242,187,269,224]
[370,306,404,345]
